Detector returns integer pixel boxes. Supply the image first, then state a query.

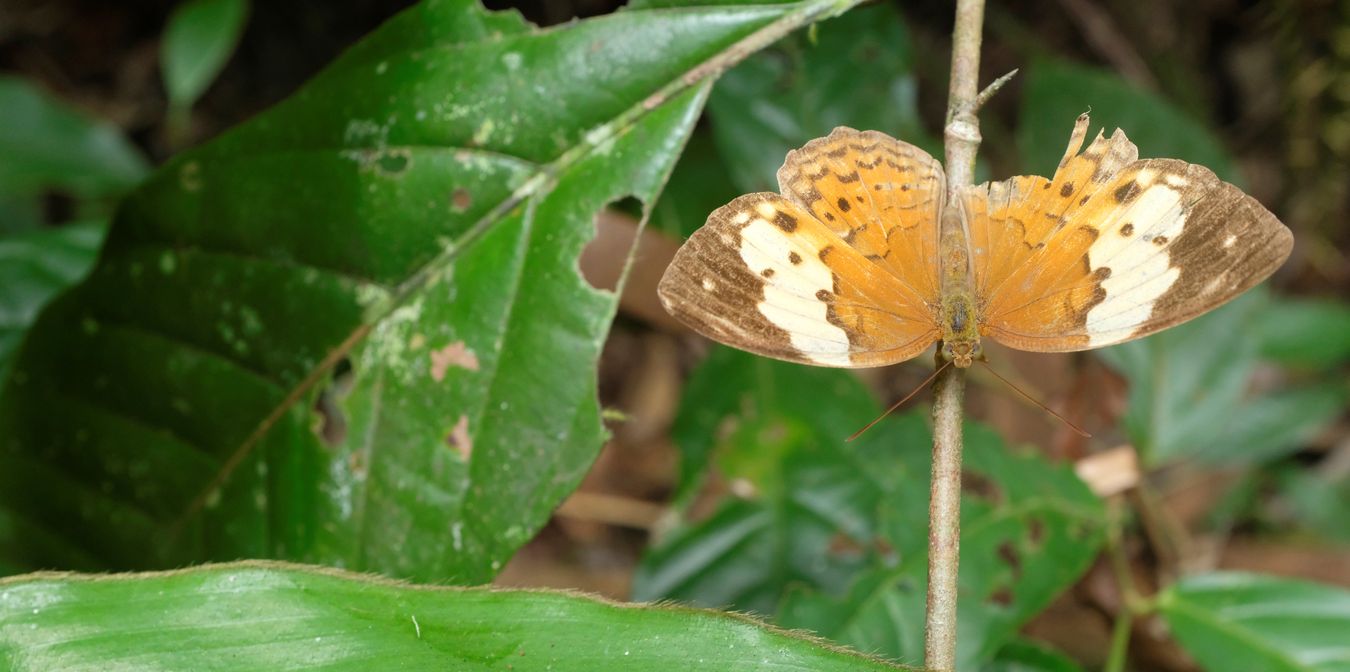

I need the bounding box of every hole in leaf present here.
[313,358,355,446]
[961,470,1004,504]
[579,195,646,293]
[376,151,410,174]
[988,585,1014,606]
[1027,517,1046,547]
[828,532,866,559]
[445,415,472,459]
[997,540,1023,578]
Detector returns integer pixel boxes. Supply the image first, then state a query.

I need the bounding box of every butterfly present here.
[657,114,1293,369]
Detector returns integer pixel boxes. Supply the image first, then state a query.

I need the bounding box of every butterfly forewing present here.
[971,129,1292,351]
[657,192,940,367]
[777,127,946,303]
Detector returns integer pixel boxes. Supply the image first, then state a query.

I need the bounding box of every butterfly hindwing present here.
[657,192,940,368]
[970,119,1292,351]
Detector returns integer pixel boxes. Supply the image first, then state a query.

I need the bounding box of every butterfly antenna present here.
[978,361,1092,438]
[847,360,953,443]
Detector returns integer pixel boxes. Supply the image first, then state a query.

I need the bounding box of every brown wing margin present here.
[658,193,940,367]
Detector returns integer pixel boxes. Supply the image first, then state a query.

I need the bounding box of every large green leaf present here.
[648,127,741,240]
[0,0,862,579]
[635,349,1105,668]
[1019,59,1236,183]
[0,561,911,671]
[0,221,106,383]
[705,2,933,194]
[1098,291,1346,466]
[0,77,148,200]
[1158,572,1350,672]
[161,0,251,109]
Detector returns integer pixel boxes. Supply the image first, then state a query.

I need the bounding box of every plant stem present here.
[1104,499,1138,672]
[925,350,967,671]
[925,0,991,668]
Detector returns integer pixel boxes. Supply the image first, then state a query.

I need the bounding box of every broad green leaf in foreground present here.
[161,0,251,110]
[636,349,1105,668]
[1158,572,1350,672]
[0,561,911,672]
[1019,59,1236,183]
[0,77,149,200]
[0,221,106,382]
[0,0,863,579]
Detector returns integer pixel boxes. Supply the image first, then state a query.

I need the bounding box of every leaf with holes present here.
[0,0,864,579]
[1158,572,1350,672]
[0,561,911,671]
[778,423,1105,669]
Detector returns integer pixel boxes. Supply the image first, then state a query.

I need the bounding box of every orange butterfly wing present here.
[659,128,945,367]
[968,115,1292,351]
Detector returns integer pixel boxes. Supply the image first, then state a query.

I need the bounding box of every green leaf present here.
[1019,59,1237,183]
[984,639,1086,672]
[1158,572,1350,672]
[1256,298,1350,368]
[0,561,910,671]
[0,77,149,199]
[1098,291,1343,466]
[665,345,880,506]
[706,3,933,193]
[0,221,107,383]
[161,0,251,109]
[778,423,1105,669]
[0,0,863,579]
[1275,467,1350,543]
[634,347,891,614]
[648,127,741,240]
[1097,291,1262,465]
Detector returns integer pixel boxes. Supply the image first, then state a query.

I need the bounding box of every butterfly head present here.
[942,339,981,368]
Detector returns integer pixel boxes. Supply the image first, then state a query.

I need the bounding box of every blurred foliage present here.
[984,640,1087,672]
[1158,573,1350,672]
[0,77,148,233]
[1019,59,1237,183]
[161,0,251,111]
[1099,292,1348,466]
[0,221,106,381]
[636,348,1104,669]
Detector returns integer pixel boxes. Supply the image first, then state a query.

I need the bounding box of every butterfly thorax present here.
[937,202,981,368]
